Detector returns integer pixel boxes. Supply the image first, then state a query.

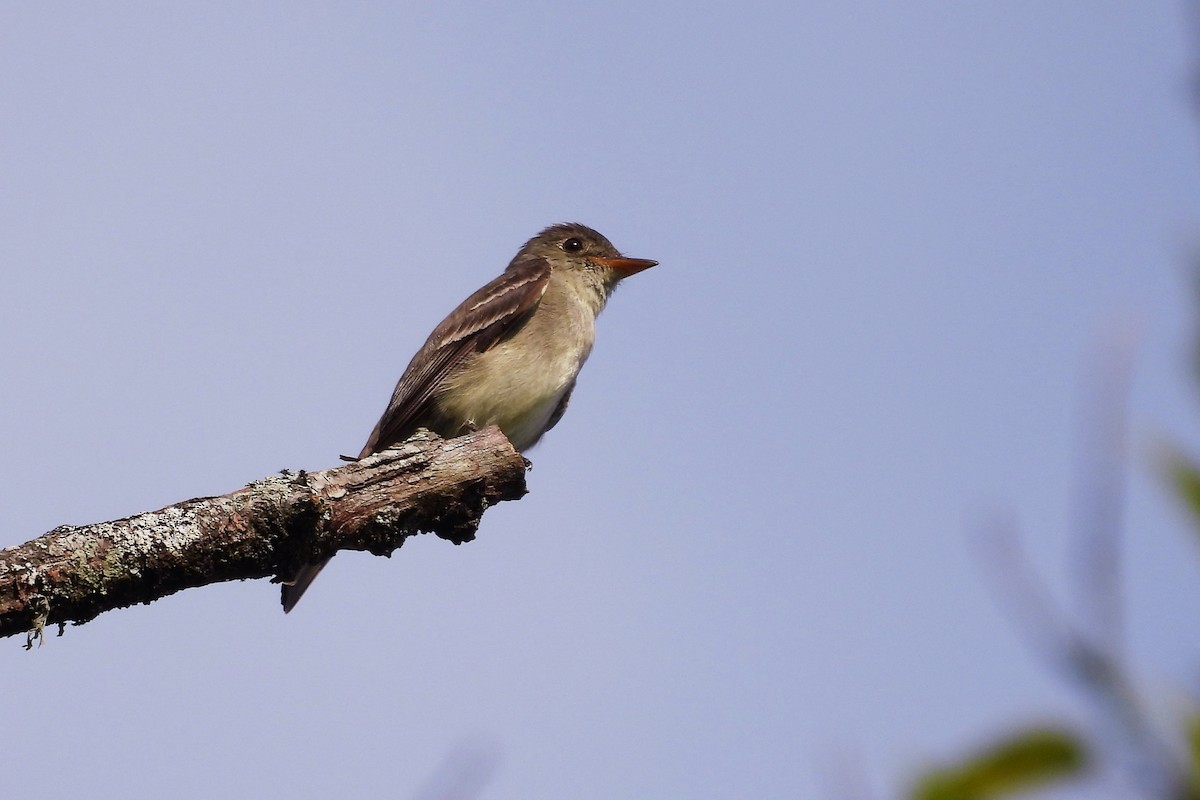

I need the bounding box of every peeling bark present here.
[0,427,527,645]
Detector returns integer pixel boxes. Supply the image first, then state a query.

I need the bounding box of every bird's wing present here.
[543,378,576,434]
[358,255,552,457]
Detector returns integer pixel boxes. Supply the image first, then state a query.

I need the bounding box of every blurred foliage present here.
[1188,713,1200,797]
[904,307,1200,796]
[909,728,1086,800]
[1169,455,1200,538]
[906,230,1200,800]
[902,28,1200,798]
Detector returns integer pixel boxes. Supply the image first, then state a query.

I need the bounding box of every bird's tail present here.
[281,560,329,613]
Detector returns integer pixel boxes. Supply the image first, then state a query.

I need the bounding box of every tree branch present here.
[0,427,528,645]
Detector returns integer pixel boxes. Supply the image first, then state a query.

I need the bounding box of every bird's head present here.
[516,223,657,291]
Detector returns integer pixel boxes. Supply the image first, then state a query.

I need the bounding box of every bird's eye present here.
[562,237,584,252]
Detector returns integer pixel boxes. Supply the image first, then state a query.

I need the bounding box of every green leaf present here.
[1187,713,1200,799]
[910,727,1087,800]
[1169,455,1200,530]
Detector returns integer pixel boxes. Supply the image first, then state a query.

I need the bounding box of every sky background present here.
[1,3,1198,798]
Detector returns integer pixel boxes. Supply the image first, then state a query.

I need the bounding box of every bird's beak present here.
[591,256,658,276]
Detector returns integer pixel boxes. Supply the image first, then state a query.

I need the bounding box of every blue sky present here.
[2,4,1198,798]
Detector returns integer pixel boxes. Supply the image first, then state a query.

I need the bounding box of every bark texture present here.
[0,428,527,645]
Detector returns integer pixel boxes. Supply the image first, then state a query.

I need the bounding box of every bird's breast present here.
[435,288,596,450]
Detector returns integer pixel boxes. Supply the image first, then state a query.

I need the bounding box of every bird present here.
[281,222,657,611]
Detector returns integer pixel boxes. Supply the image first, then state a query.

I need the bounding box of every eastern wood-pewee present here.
[282,222,657,611]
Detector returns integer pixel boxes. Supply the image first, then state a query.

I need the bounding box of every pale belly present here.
[435,306,595,451]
